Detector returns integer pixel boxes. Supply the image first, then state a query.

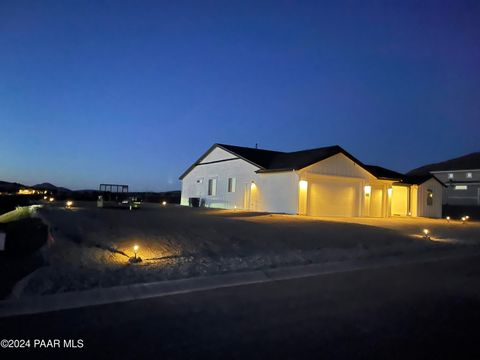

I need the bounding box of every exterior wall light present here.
[364,185,371,197]
[299,180,308,191]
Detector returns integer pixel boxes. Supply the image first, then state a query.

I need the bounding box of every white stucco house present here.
[180,143,444,218]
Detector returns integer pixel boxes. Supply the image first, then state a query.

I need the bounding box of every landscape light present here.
[133,245,139,259]
[446,216,450,222]
[465,216,470,221]
[162,201,167,206]
[66,200,73,208]
[43,196,48,200]
[422,229,431,240]
[49,197,54,202]
[461,216,466,224]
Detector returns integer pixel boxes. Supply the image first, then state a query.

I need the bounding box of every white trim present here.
[431,169,480,174]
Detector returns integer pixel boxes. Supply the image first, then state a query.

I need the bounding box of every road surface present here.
[1,253,480,359]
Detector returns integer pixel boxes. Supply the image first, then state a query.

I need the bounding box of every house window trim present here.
[207,178,217,196]
[227,177,236,193]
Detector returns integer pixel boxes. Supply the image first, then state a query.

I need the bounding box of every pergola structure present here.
[99,184,129,193]
[99,184,129,202]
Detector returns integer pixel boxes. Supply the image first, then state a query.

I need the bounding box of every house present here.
[180,144,444,218]
[408,152,480,206]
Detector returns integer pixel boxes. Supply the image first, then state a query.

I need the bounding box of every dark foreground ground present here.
[1,252,480,359]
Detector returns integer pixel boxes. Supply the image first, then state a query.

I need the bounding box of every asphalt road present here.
[1,253,480,359]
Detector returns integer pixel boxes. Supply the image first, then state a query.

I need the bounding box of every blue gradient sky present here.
[1,0,479,191]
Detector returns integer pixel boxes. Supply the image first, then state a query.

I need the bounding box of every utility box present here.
[0,232,5,251]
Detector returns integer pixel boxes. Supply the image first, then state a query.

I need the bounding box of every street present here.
[1,252,480,359]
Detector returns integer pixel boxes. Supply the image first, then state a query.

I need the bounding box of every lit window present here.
[466,172,472,178]
[227,178,236,193]
[208,179,217,196]
[455,185,468,190]
[448,173,454,179]
[427,189,433,206]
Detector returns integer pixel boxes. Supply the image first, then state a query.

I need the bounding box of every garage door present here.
[391,186,408,216]
[308,179,359,217]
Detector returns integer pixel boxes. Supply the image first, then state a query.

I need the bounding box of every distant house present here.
[408,152,480,206]
[180,144,443,218]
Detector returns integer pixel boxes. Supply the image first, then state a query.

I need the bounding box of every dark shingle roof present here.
[180,143,404,181]
[364,165,405,181]
[403,174,437,185]
[408,152,480,175]
[216,144,284,169]
[218,144,371,173]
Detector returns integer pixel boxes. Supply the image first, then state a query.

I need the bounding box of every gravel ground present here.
[11,201,480,297]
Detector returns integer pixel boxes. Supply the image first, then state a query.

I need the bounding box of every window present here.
[448,173,454,179]
[455,185,468,190]
[466,172,472,178]
[427,189,433,206]
[227,177,236,193]
[207,178,217,196]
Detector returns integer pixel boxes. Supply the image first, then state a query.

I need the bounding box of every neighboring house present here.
[408,152,480,206]
[180,143,443,218]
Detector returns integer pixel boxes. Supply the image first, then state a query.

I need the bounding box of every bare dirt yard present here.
[10,201,480,297]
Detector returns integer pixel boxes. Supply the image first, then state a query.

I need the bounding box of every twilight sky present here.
[1,0,479,191]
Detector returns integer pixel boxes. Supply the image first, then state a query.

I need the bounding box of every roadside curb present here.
[1,247,479,318]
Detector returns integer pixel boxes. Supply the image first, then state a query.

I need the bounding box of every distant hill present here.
[0,180,71,193]
[0,181,26,193]
[32,182,71,192]
[408,152,480,176]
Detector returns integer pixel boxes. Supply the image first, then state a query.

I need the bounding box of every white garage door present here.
[308,179,359,217]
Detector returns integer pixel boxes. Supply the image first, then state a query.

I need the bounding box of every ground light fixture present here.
[461,216,466,224]
[129,244,142,263]
[49,197,55,202]
[446,216,450,222]
[162,201,167,206]
[65,200,74,209]
[422,229,431,240]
